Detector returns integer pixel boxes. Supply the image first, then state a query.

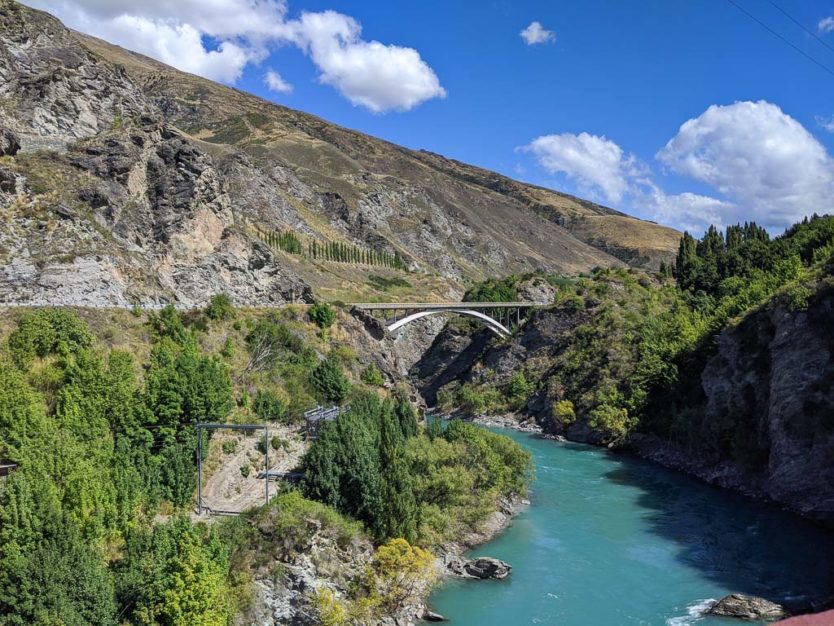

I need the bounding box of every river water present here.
[427,429,834,625]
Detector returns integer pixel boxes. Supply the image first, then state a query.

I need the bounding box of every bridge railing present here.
[304,404,350,439]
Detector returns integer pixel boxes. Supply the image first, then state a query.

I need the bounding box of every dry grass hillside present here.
[0,1,680,308]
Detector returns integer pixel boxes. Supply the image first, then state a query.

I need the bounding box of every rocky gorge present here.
[2,2,834,625]
[414,270,834,529]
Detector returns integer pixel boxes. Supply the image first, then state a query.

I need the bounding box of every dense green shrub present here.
[205,293,235,321]
[308,302,336,329]
[8,309,93,367]
[253,389,286,422]
[507,372,534,408]
[148,305,190,344]
[361,363,386,387]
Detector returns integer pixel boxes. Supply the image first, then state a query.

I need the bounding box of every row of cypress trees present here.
[258,228,302,254]
[255,226,407,270]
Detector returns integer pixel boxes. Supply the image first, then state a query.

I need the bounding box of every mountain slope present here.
[0,0,679,306]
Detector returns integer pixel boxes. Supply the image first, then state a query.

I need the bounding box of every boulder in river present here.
[447,556,512,580]
[707,594,787,621]
[423,609,447,621]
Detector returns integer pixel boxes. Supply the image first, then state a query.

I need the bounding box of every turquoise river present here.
[427,429,834,626]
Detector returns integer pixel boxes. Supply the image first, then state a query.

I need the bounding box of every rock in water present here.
[463,557,512,580]
[707,594,787,621]
[423,609,446,621]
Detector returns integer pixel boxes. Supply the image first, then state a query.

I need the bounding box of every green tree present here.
[0,473,117,626]
[311,357,350,404]
[118,518,230,626]
[375,402,417,541]
[393,389,418,438]
[8,309,93,368]
[361,363,385,387]
[253,389,286,422]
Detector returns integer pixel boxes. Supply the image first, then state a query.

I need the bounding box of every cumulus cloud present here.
[818,16,834,33]
[285,11,446,113]
[657,101,834,230]
[264,69,292,93]
[520,21,555,45]
[522,132,639,203]
[643,187,734,234]
[23,0,445,112]
[522,101,833,234]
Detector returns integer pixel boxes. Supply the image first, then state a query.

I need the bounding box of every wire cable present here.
[766,0,834,55]
[725,0,834,77]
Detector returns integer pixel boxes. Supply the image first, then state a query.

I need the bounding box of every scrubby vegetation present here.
[308,302,337,329]
[300,395,531,547]
[441,215,834,459]
[0,307,236,624]
[0,299,532,624]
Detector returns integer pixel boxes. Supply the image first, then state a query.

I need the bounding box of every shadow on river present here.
[599,448,834,613]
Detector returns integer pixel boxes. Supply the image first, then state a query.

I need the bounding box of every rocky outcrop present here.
[707,594,787,621]
[423,609,447,622]
[632,282,834,526]
[0,128,19,155]
[447,556,512,580]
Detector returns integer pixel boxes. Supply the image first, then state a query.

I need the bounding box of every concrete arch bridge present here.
[349,302,537,338]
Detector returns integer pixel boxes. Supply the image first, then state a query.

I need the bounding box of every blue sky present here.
[33,0,834,234]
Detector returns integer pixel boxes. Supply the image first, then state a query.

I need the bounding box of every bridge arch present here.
[387,308,511,338]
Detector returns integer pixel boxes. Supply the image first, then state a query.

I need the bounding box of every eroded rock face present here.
[707,594,787,621]
[697,285,834,525]
[0,2,148,150]
[0,128,19,155]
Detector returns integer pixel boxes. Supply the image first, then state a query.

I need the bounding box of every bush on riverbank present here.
[300,395,532,547]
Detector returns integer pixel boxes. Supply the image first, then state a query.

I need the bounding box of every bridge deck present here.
[349,302,535,310]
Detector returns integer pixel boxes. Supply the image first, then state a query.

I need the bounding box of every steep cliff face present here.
[690,282,834,523]
[629,282,834,527]
[0,0,679,307]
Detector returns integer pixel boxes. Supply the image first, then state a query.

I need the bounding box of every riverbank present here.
[464,409,834,533]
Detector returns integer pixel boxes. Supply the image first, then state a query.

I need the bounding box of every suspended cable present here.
[725,0,834,77]
[766,0,834,55]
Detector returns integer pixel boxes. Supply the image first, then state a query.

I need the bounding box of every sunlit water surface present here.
[427,429,834,626]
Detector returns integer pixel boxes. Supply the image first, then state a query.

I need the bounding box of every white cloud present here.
[643,187,734,234]
[522,132,638,203]
[520,21,555,45]
[93,15,253,82]
[22,0,445,112]
[657,101,834,230]
[285,11,445,112]
[816,114,834,133]
[264,69,292,93]
[818,16,834,33]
